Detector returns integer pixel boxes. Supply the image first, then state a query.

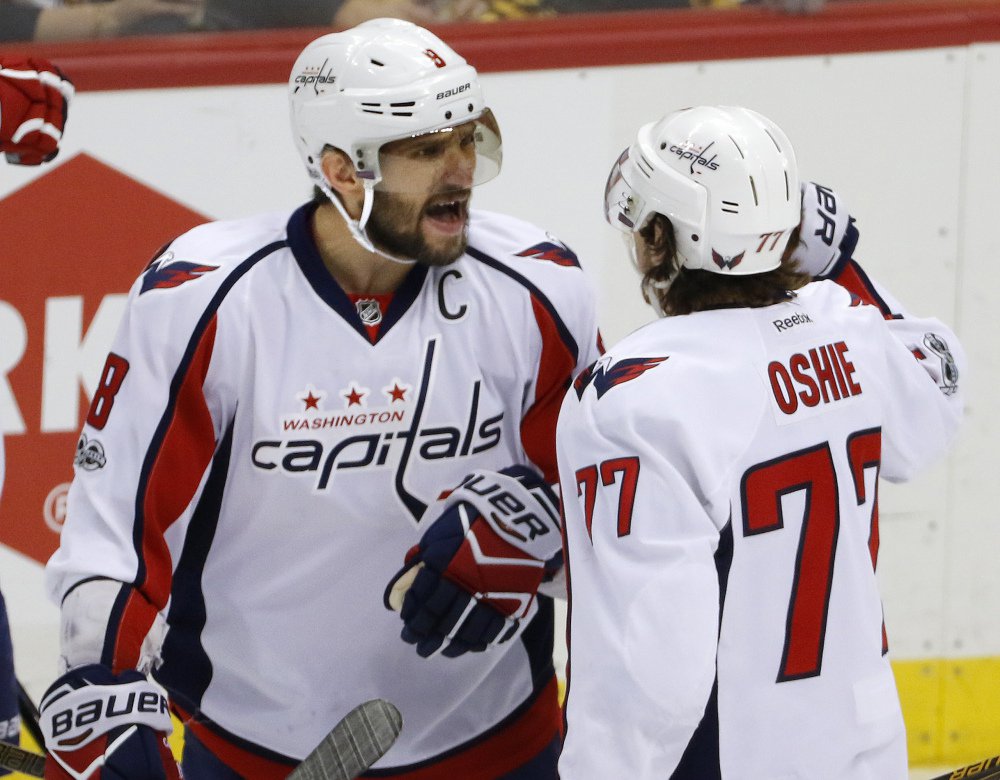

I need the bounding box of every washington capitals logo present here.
[515,241,580,268]
[711,249,745,271]
[140,257,217,294]
[573,356,668,400]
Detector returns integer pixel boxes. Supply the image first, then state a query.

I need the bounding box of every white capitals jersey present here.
[556,275,964,780]
[46,204,601,773]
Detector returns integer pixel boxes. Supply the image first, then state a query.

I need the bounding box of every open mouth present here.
[423,194,470,234]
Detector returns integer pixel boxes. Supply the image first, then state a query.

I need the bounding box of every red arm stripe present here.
[139,315,219,608]
[521,296,577,484]
[831,260,896,319]
[109,587,161,673]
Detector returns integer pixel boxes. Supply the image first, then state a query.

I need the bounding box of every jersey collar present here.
[286,202,429,344]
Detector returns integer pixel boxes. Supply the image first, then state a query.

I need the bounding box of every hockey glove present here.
[0,58,74,166]
[792,181,858,279]
[39,664,179,780]
[385,466,563,658]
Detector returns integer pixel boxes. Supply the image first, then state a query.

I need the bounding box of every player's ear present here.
[320,147,364,218]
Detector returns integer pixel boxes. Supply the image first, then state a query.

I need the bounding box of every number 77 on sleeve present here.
[574,456,640,542]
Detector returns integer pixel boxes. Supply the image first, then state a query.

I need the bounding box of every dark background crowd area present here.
[1,0,787,44]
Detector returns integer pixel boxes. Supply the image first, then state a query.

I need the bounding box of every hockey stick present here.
[928,754,1000,780]
[289,699,402,780]
[16,677,45,751]
[0,699,402,780]
[0,742,45,777]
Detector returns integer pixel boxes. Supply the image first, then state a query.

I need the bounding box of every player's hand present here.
[0,58,73,166]
[385,466,562,658]
[40,664,180,780]
[791,181,857,278]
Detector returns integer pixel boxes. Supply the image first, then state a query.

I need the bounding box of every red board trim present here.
[5,1,1000,92]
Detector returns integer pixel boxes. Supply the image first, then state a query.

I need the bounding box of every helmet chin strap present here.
[317,177,418,266]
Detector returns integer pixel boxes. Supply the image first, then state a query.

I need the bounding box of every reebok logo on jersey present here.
[515,241,580,268]
[573,356,668,400]
[772,313,813,332]
[140,257,217,294]
[767,340,862,415]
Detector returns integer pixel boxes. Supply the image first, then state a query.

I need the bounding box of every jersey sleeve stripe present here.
[104,584,161,673]
[465,247,581,359]
[131,242,284,606]
[138,315,219,608]
[830,258,897,319]
[466,246,581,481]
[155,423,236,715]
[522,296,578,483]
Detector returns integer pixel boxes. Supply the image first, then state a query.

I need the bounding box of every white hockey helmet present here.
[604,105,800,275]
[288,18,502,260]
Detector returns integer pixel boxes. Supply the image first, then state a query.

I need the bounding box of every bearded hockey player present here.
[556,106,965,779]
[43,19,601,779]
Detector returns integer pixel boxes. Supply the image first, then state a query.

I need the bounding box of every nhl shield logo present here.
[356,298,383,326]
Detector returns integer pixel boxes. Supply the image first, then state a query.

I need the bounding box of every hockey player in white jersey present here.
[556,106,965,779]
[42,20,601,779]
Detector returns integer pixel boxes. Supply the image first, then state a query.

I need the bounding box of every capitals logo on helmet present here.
[712,249,745,270]
[288,19,494,187]
[287,19,503,260]
[603,105,800,277]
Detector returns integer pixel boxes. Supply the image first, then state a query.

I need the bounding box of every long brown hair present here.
[638,214,811,316]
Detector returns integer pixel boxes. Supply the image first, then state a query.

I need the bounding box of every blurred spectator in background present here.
[2,0,759,42]
[329,0,703,26]
[196,0,693,31]
[195,0,336,31]
[0,0,200,42]
[194,0,559,31]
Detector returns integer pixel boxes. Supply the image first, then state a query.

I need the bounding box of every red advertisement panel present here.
[0,153,207,564]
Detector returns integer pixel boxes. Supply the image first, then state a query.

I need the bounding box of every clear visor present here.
[620,230,642,272]
[603,147,642,232]
[374,108,502,194]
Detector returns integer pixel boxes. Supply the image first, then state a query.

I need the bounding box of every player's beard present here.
[366,187,470,267]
